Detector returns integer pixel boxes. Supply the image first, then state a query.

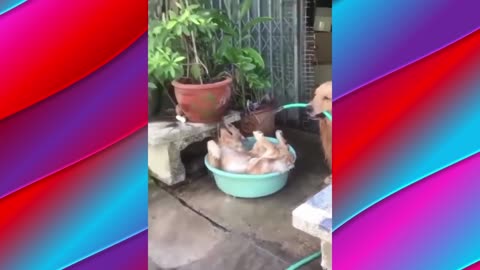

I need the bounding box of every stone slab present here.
[292,184,332,243]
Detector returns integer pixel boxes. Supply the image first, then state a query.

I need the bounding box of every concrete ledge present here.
[292,182,332,269]
[148,111,241,185]
[292,184,332,242]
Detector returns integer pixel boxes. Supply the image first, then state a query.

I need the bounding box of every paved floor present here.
[149,128,330,270]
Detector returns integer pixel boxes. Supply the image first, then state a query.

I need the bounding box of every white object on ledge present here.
[176,115,187,123]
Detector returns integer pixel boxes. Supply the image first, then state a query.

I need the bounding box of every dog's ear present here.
[225,123,245,140]
[315,81,333,98]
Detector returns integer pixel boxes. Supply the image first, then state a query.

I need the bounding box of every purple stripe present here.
[335,153,480,269]
[333,0,480,99]
[66,230,148,269]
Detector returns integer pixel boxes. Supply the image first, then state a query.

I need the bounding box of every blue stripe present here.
[0,0,27,15]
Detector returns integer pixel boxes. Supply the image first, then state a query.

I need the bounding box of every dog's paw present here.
[207,140,221,159]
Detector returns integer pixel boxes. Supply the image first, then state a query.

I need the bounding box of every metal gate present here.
[208,0,315,128]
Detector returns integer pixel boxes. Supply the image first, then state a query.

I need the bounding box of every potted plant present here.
[212,0,275,135]
[149,1,232,123]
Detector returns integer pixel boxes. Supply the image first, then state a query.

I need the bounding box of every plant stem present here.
[182,38,190,78]
[240,75,246,109]
[190,34,203,84]
[185,0,204,84]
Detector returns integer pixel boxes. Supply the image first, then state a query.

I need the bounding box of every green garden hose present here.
[286,251,322,270]
[279,103,332,121]
[281,103,309,110]
[322,111,332,121]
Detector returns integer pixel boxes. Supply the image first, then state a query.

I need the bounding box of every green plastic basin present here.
[204,137,296,198]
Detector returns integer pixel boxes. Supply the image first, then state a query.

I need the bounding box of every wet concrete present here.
[149,128,330,270]
[148,187,225,269]
[179,234,289,270]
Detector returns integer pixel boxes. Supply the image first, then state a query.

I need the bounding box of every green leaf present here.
[241,63,256,71]
[175,25,183,36]
[169,67,176,78]
[211,11,236,36]
[166,20,177,30]
[174,56,186,63]
[179,9,190,22]
[237,54,252,63]
[239,0,252,19]
[159,60,169,66]
[243,48,265,68]
[191,63,202,80]
[224,47,238,63]
[242,17,272,34]
[148,82,157,89]
[152,25,163,34]
[190,17,200,25]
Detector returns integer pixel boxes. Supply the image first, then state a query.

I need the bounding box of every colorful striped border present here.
[333,1,480,269]
[0,1,147,269]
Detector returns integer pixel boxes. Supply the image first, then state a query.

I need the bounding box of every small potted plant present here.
[212,0,275,135]
[149,1,232,123]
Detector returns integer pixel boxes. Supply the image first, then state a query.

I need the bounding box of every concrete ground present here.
[149,128,330,270]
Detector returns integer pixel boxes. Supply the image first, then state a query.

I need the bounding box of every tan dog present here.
[207,126,295,175]
[307,81,332,183]
[247,130,295,174]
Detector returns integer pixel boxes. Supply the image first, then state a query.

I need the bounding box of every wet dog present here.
[306,81,332,184]
[207,124,295,175]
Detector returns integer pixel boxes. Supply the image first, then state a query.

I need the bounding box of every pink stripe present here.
[335,153,480,269]
[334,27,480,101]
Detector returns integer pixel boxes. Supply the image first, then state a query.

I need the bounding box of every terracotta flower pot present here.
[240,106,276,136]
[172,77,232,123]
